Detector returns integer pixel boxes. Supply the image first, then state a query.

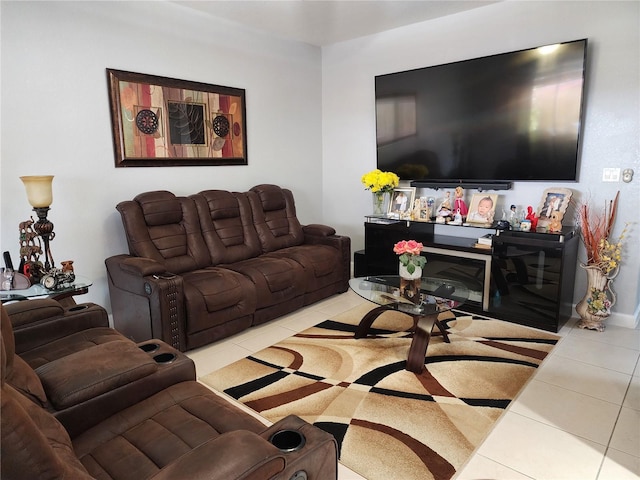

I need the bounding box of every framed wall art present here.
[388,187,416,219]
[107,69,247,167]
[467,193,498,225]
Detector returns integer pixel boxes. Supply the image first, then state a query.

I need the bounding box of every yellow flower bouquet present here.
[361,169,399,193]
[362,169,400,215]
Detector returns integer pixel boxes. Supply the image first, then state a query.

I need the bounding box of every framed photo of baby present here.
[467,193,498,225]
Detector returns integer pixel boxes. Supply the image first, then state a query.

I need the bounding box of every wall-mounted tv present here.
[375,39,588,186]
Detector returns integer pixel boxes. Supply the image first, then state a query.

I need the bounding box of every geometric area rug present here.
[201,303,560,480]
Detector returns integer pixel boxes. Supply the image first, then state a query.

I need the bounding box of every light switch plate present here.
[602,168,621,182]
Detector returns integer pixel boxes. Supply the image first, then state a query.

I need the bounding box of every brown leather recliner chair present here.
[1,305,338,479]
[247,184,350,306]
[2,300,195,437]
[192,189,306,325]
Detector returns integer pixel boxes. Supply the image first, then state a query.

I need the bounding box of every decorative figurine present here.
[427,197,435,219]
[61,260,74,273]
[525,206,539,231]
[18,218,44,282]
[437,191,452,218]
[548,211,563,232]
[450,209,463,225]
[453,186,468,218]
[508,204,520,228]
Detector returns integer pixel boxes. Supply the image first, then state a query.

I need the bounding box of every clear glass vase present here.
[372,192,390,215]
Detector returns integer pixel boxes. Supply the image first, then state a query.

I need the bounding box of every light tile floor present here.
[187,291,640,480]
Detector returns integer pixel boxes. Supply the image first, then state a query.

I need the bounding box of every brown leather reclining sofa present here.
[1,300,338,479]
[106,184,351,351]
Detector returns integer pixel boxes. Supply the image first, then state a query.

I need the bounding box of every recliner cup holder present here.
[139,343,160,353]
[153,353,176,364]
[269,430,306,452]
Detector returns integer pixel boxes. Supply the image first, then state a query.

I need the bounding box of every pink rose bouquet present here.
[393,240,427,274]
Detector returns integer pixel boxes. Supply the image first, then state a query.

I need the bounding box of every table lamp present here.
[20,175,55,271]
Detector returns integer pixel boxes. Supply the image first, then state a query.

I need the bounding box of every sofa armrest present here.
[260,415,338,480]
[118,256,167,277]
[302,228,351,293]
[150,430,285,480]
[302,224,336,237]
[6,299,109,355]
[106,255,187,350]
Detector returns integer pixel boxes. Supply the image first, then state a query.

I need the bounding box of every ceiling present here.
[173,1,499,46]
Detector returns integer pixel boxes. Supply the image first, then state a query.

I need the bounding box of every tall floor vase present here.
[575,265,616,332]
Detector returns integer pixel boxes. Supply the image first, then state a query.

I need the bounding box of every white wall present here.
[322,1,639,327]
[1,1,322,310]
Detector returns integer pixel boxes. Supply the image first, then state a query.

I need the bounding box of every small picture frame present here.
[466,193,498,225]
[413,196,430,222]
[537,188,572,230]
[388,187,416,218]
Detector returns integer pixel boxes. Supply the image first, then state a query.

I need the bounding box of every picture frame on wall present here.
[388,187,416,218]
[466,193,498,225]
[106,69,248,167]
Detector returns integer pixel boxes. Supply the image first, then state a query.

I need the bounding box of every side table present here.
[0,275,92,305]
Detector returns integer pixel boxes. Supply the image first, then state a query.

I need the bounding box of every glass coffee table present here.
[349,275,469,373]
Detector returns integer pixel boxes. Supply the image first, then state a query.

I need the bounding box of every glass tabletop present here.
[0,275,92,302]
[349,275,469,317]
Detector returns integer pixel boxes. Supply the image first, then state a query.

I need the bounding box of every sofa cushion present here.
[181,268,256,334]
[73,382,268,479]
[135,190,183,226]
[5,300,65,330]
[36,341,158,410]
[117,192,211,274]
[7,354,48,407]
[19,327,131,369]
[248,185,305,252]
[193,190,262,264]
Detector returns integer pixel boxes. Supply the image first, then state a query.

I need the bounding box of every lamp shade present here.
[20,175,54,208]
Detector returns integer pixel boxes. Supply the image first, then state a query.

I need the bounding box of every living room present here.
[1,1,638,479]
[1,1,638,328]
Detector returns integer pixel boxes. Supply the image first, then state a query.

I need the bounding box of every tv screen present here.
[375,39,588,183]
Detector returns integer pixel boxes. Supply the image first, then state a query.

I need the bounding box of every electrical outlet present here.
[602,168,621,182]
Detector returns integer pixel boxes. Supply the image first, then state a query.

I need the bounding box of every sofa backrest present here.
[116,191,211,274]
[1,306,93,479]
[248,184,304,253]
[192,190,262,265]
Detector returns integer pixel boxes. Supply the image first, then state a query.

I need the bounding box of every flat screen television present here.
[375,39,588,186]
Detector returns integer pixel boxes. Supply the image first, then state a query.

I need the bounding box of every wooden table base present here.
[354,305,450,373]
